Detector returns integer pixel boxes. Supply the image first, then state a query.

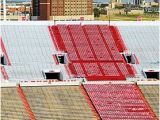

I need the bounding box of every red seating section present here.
[84,84,157,120]
[49,25,136,80]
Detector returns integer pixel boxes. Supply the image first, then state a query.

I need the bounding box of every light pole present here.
[108,0,112,26]
[109,9,110,26]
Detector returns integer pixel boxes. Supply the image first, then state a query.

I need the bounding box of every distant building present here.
[1,3,31,21]
[32,0,94,20]
[133,0,143,6]
[141,1,159,8]
[112,0,122,3]
[144,7,159,13]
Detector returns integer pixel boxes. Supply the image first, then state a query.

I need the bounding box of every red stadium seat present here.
[49,25,137,81]
[84,84,157,120]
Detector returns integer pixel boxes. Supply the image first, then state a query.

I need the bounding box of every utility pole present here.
[108,0,111,26]
[24,5,26,20]
[3,0,6,21]
[109,9,110,26]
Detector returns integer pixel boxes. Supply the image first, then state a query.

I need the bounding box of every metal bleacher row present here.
[1,83,158,120]
[1,87,29,120]
[49,25,136,81]
[1,85,97,120]
[118,26,159,76]
[139,85,159,118]
[22,86,97,120]
[1,25,68,81]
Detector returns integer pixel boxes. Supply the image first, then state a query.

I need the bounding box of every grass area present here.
[95,14,159,21]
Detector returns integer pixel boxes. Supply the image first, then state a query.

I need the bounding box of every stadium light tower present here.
[3,0,6,21]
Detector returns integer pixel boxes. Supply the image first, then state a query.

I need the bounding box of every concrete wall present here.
[129,10,144,15]
[50,15,94,21]
[1,15,30,21]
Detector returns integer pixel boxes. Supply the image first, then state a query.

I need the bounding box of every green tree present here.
[124,3,131,15]
[100,4,107,8]
[100,9,107,14]
[94,8,100,17]
[115,6,124,9]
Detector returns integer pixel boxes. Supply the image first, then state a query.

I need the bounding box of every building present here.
[32,0,94,20]
[153,0,159,3]
[1,3,31,21]
[133,0,143,6]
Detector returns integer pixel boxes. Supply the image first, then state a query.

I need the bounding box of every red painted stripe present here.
[1,38,11,65]
[68,63,77,76]
[51,26,67,51]
[48,26,59,51]
[133,54,139,64]
[83,26,105,76]
[109,26,127,52]
[126,64,137,76]
[86,75,125,81]
[52,55,59,65]
[1,66,9,80]
[67,26,88,77]
[17,85,36,120]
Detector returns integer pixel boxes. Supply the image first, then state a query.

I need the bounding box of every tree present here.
[124,4,131,15]
[100,9,107,14]
[115,6,124,9]
[100,4,107,8]
[124,8,130,15]
[94,8,100,17]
